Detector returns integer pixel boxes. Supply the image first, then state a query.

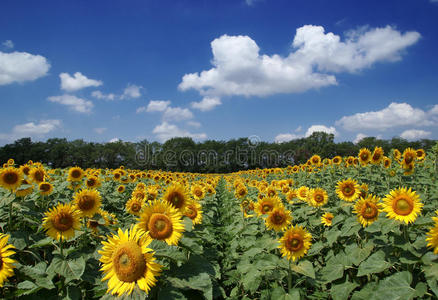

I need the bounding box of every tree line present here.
[0,133,436,173]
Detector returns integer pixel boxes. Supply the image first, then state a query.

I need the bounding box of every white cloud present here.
[274,133,301,143]
[47,94,93,113]
[354,133,368,144]
[400,129,431,140]
[295,126,302,132]
[109,138,120,143]
[0,119,61,141]
[0,51,50,85]
[163,107,193,122]
[136,106,147,114]
[2,40,14,49]
[92,90,116,101]
[191,97,222,111]
[146,100,171,112]
[179,25,419,99]
[336,102,436,131]
[152,122,207,142]
[187,121,201,128]
[94,127,107,134]
[305,125,337,137]
[60,72,102,92]
[121,84,142,99]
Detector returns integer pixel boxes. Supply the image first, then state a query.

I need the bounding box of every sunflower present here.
[358,148,372,166]
[308,188,328,207]
[332,156,342,166]
[403,163,415,176]
[234,184,248,199]
[336,179,360,202]
[254,196,282,216]
[353,195,382,227]
[370,147,384,165]
[265,185,277,198]
[87,219,102,233]
[39,181,54,196]
[85,176,101,189]
[382,187,423,224]
[265,207,292,232]
[73,189,102,217]
[426,214,438,254]
[393,149,402,161]
[190,184,205,200]
[278,225,312,262]
[98,225,162,296]
[132,190,147,201]
[43,203,81,241]
[117,185,126,193]
[137,200,184,246]
[310,155,321,165]
[383,156,391,168]
[67,167,84,182]
[0,167,23,191]
[20,164,31,176]
[321,212,334,226]
[0,233,16,287]
[401,148,416,167]
[100,209,118,226]
[286,189,297,204]
[162,183,189,211]
[296,186,309,201]
[184,200,203,225]
[345,156,355,167]
[126,197,144,216]
[416,149,426,161]
[359,183,368,199]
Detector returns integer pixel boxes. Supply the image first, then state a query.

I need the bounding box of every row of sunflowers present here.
[0,145,437,299]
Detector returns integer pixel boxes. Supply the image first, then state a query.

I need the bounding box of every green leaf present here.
[29,237,53,248]
[331,281,359,300]
[66,286,82,300]
[320,263,344,283]
[357,251,391,277]
[345,242,374,266]
[373,271,415,300]
[46,255,86,283]
[241,269,262,293]
[325,229,341,246]
[271,287,301,300]
[168,272,213,300]
[290,260,315,279]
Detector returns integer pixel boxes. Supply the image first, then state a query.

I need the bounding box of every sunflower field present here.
[0,145,438,299]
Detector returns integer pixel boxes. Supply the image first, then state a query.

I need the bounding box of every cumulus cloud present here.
[163,107,193,122]
[94,127,107,134]
[400,129,431,140]
[274,133,301,143]
[191,97,222,111]
[121,84,142,99]
[354,133,368,144]
[2,40,14,49]
[187,121,201,128]
[60,72,102,92]
[145,100,171,112]
[152,122,207,142]
[336,102,437,131]
[0,119,61,141]
[92,90,116,101]
[305,125,337,137]
[0,51,50,85]
[47,94,93,113]
[109,138,120,143]
[179,25,420,100]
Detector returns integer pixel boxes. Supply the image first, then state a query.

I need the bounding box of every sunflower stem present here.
[287,259,292,293]
[9,201,13,230]
[60,237,64,259]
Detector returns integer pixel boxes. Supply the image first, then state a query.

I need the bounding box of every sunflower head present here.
[73,189,102,217]
[353,195,382,227]
[402,148,417,167]
[126,197,145,216]
[336,178,360,202]
[0,233,16,287]
[0,167,23,191]
[321,212,334,226]
[162,183,189,211]
[254,196,282,216]
[85,176,101,189]
[296,186,309,201]
[358,148,372,166]
[39,181,54,196]
[68,167,84,182]
[416,149,426,161]
[15,179,34,197]
[98,225,162,296]
[43,203,82,241]
[117,185,125,193]
[191,184,206,200]
[371,147,384,165]
[265,207,292,232]
[137,200,185,245]
[184,200,203,225]
[426,218,438,254]
[309,188,328,207]
[382,187,423,224]
[383,156,391,168]
[279,225,312,262]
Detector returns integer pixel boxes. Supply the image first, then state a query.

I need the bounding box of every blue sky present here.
[1,0,437,145]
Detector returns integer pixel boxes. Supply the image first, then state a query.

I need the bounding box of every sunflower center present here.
[40,183,51,192]
[342,184,355,197]
[71,170,81,178]
[394,197,413,215]
[87,178,96,186]
[169,192,184,209]
[195,189,203,197]
[286,235,303,252]
[78,195,95,211]
[362,204,378,219]
[34,170,44,182]
[262,203,273,213]
[325,215,333,221]
[53,213,74,232]
[113,241,146,283]
[271,212,285,225]
[185,206,197,219]
[131,203,141,212]
[4,172,18,184]
[360,153,369,161]
[314,194,323,203]
[404,155,414,165]
[88,220,99,228]
[148,213,173,240]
